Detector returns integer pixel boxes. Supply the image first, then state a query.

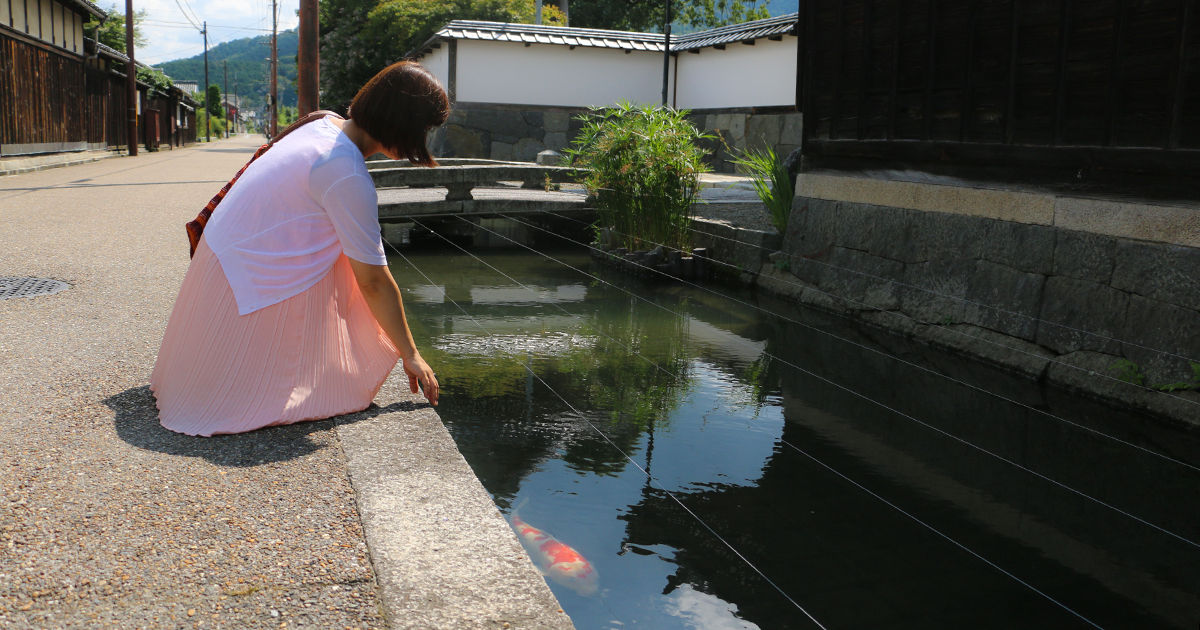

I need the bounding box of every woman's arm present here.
[347,259,439,406]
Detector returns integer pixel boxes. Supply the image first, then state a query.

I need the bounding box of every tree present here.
[86,4,148,53]
[207,85,224,119]
[676,0,769,30]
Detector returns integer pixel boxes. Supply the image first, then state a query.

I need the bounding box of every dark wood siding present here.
[802,0,1200,174]
[0,28,86,151]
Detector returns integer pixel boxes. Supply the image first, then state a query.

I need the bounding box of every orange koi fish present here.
[510,502,599,597]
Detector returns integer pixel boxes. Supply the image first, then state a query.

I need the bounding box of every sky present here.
[128,0,300,66]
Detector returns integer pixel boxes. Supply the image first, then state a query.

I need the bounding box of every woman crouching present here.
[150,62,445,436]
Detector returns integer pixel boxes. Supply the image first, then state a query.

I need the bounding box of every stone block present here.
[713,114,734,135]
[867,206,926,263]
[1044,350,1143,410]
[914,323,1055,380]
[728,115,747,143]
[447,108,468,125]
[513,137,547,163]
[1052,229,1118,284]
[1111,240,1200,312]
[1119,295,1200,386]
[536,149,563,166]
[543,111,570,133]
[834,201,878,251]
[522,111,544,129]
[466,109,539,141]
[783,197,837,260]
[921,210,988,261]
[780,114,803,145]
[490,141,513,162]
[1035,276,1128,355]
[745,115,783,153]
[982,221,1055,274]
[704,114,717,131]
[817,247,904,311]
[898,258,976,324]
[442,124,486,159]
[543,132,568,152]
[963,260,1046,341]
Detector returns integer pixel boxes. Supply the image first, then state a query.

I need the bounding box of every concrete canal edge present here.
[334,394,576,630]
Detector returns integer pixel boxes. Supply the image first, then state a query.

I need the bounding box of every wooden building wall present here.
[0,28,88,155]
[800,0,1200,175]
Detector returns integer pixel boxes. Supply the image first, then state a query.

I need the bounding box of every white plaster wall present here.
[39,0,51,42]
[1,1,9,29]
[674,36,797,110]
[421,46,451,94]
[456,39,671,107]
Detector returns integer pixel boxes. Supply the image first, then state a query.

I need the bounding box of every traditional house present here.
[773,0,1200,409]
[408,15,802,171]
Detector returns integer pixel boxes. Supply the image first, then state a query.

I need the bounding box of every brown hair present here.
[350,61,449,167]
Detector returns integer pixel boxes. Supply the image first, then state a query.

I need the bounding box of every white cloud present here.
[126,0,300,65]
[664,584,762,630]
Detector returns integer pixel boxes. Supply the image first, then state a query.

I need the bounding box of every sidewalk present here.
[0,137,569,629]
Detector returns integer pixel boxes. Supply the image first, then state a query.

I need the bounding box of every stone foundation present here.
[430,104,588,162]
[743,188,1200,429]
[688,110,802,174]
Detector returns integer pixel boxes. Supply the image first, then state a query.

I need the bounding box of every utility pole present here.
[298,0,319,115]
[661,0,671,107]
[222,60,229,138]
[124,0,138,156]
[233,72,239,134]
[202,21,210,142]
[559,0,568,26]
[270,0,278,136]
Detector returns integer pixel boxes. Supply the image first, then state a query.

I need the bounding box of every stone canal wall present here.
[431,103,801,175]
[745,174,1200,429]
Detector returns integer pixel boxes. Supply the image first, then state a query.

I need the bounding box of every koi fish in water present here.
[510,501,599,597]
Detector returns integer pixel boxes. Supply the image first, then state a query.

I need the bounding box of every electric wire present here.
[382,238,830,630]
[534,208,1200,441]
[470,213,1200,550]
[395,222,1106,629]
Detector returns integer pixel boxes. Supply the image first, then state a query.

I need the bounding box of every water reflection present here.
[389,244,1200,630]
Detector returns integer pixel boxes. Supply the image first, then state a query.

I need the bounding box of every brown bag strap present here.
[186,110,345,258]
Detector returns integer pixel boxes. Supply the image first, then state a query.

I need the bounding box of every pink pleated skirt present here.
[150,237,399,436]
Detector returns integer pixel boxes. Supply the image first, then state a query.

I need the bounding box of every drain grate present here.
[0,277,71,300]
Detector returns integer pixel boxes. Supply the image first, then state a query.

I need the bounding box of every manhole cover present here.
[0,277,71,300]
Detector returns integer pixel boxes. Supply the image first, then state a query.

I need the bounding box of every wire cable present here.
[383,238,830,630]
[391,226,1105,629]
[535,208,1200,417]
[468,213,1200,550]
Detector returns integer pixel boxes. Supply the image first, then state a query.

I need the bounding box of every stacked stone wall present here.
[689,111,802,174]
[756,196,1200,426]
[430,105,588,162]
[429,104,801,169]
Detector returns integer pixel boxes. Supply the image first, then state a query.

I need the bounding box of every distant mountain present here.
[159,29,299,112]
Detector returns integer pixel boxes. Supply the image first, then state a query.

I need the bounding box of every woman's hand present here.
[402,352,439,406]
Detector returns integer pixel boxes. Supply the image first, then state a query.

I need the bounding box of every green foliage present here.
[278,105,299,127]
[1154,362,1200,392]
[136,66,174,96]
[732,146,793,233]
[158,31,299,112]
[195,110,226,138]
[773,258,790,272]
[1109,359,1146,386]
[206,85,223,118]
[86,4,148,53]
[676,0,770,29]
[568,102,711,252]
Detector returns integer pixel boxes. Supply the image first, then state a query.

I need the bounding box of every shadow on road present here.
[105,385,421,467]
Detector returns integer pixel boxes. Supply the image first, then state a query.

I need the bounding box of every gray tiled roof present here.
[89,38,129,63]
[672,13,798,51]
[408,14,798,58]
[65,0,107,20]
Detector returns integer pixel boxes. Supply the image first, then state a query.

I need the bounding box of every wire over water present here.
[382,237,830,630]
[468,214,1200,550]
[530,209,1200,464]
[391,224,1108,628]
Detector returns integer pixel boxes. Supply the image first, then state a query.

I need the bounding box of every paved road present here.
[0,137,388,629]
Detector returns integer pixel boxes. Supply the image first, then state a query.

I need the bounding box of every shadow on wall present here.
[105,386,422,467]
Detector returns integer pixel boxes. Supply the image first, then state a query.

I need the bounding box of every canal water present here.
[387,240,1200,630]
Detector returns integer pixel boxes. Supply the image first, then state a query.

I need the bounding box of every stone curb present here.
[335,394,576,630]
[0,153,119,177]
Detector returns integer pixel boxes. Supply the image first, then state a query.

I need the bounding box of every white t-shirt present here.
[204,118,387,315]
